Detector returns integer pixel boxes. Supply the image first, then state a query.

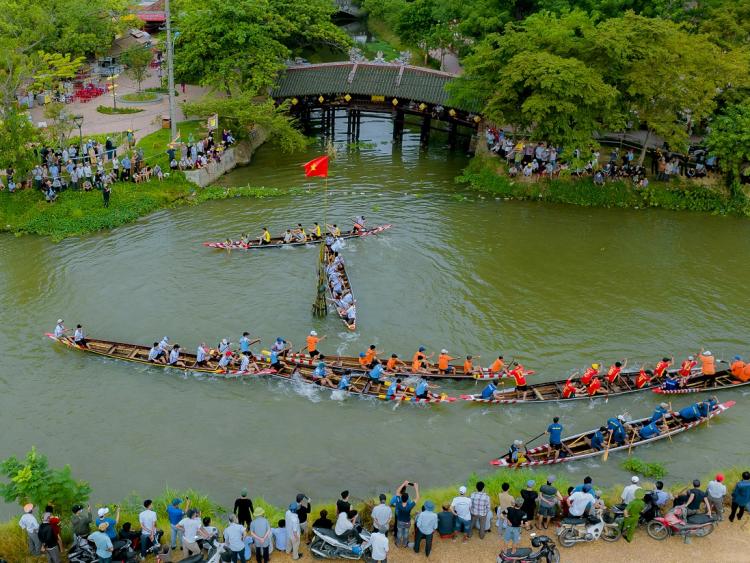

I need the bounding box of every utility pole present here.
[165,0,177,141]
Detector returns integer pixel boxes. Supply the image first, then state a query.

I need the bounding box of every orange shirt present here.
[359,356,369,368]
[739,364,750,382]
[438,354,453,370]
[412,352,425,372]
[654,360,671,377]
[490,358,504,373]
[463,359,473,374]
[606,365,621,384]
[306,335,319,352]
[731,360,746,378]
[635,370,651,389]
[700,354,716,376]
[587,377,601,395]
[365,348,377,364]
[387,357,398,371]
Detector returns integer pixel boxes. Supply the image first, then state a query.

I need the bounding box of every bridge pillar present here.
[420,114,431,147]
[448,120,458,150]
[392,108,404,143]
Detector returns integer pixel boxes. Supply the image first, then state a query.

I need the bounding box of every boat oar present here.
[627,428,638,456]
[524,431,546,448]
[602,431,613,462]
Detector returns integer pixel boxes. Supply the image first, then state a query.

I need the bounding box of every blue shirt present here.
[167,505,184,526]
[386,382,398,399]
[547,423,563,445]
[95,517,117,540]
[394,500,416,523]
[415,381,428,396]
[240,337,251,353]
[607,418,625,437]
[639,421,660,439]
[590,431,604,450]
[270,351,279,364]
[732,480,750,506]
[678,404,701,421]
[664,377,679,390]
[481,383,496,399]
[90,530,113,557]
[370,364,384,381]
[651,406,668,423]
[271,527,287,551]
[338,375,350,390]
[313,365,326,378]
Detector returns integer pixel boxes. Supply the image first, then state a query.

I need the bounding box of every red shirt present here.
[679,360,696,377]
[562,382,576,399]
[587,377,601,396]
[606,365,621,384]
[581,367,598,386]
[511,367,526,386]
[636,370,651,388]
[655,361,670,377]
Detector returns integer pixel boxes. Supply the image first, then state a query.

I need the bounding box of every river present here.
[1,114,749,516]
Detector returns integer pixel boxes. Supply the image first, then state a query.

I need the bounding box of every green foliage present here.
[0,447,91,515]
[97,105,143,115]
[622,457,667,479]
[120,46,152,91]
[32,51,85,93]
[706,101,750,187]
[120,92,159,102]
[0,107,40,177]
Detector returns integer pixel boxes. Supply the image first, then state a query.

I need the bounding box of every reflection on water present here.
[1,115,749,516]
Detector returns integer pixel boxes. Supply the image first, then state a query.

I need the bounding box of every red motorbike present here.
[646,506,717,540]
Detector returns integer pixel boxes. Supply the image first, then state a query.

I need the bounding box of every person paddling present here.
[580,363,600,386]
[53,319,68,339]
[73,324,88,348]
[437,349,455,375]
[489,355,505,376]
[635,368,653,389]
[386,353,406,372]
[411,347,432,373]
[304,331,325,358]
[508,362,529,400]
[606,360,627,388]
[654,357,673,378]
[259,228,272,245]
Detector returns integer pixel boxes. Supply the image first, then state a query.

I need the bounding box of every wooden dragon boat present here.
[652,371,750,394]
[202,225,392,250]
[46,333,454,404]
[324,244,356,331]
[460,367,718,404]
[490,400,735,467]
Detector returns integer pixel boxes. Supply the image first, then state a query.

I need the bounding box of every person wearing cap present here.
[250,507,272,563]
[537,476,562,529]
[271,337,291,357]
[168,497,190,550]
[95,506,119,540]
[698,348,717,376]
[606,414,627,446]
[731,355,747,379]
[414,500,438,556]
[234,489,254,529]
[223,514,247,562]
[707,474,727,520]
[437,349,455,374]
[218,338,232,355]
[89,522,114,561]
[372,494,392,535]
[650,402,671,424]
[468,481,490,539]
[519,480,538,529]
[53,319,67,338]
[285,502,302,560]
[621,476,642,505]
[305,331,325,358]
[411,346,432,373]
[580,363,600,386]
[505,439,524,465]
[450,486,471,541]
[500,498,527,554]
[71,503,93,540]
[38,511,63,563]
[218,349,235,371]
[19,503,41,555]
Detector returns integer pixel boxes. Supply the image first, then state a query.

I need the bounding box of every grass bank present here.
[459,155,750,216]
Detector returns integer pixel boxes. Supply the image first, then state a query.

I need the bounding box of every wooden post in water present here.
[312,142,336,317]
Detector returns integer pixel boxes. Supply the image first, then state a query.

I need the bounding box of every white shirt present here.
[219,354,231,367]
[621,484,642,504]
[334,512,353,536]
[54,323,65,337]
[196,346,207,362]
[179,517,202,542]
[240,355,251,372]
[707,480,727,498]
[370,531,389,561]
[568,492,595,517]
[160,337,170,349]
[74,328,84,341]
[148,347,160,361]
[450,496,471,521]
[19,513,39,533]
[139,509,157,534]
[371,503,391,528]
[169,348,180,364]
[223,522,245,550]
[285,510,300,536]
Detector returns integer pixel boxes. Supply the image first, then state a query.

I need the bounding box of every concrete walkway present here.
[29,71,213,139]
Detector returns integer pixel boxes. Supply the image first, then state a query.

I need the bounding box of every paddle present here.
[602,431,614,462]
[524,431,547,448]
[627,428,638,456]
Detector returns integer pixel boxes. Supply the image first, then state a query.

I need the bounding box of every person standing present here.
[520,481,538,529]
[102,184,111,208]
[729,471,750,522]
[295,494,311,542]
[501,498,527,554]
[370,529,389,563]
[371,494,392,535]
[95,506,119,541]
[223,514,247,563]
[707,474,727,521]
[285,502,302,560]
[249,507,272,563]
[414,501,438,557]
[621,476,642,505]
[234,489,254,528]
[336,491,351,516]
[168,497,189,550]
[468,481,490,539]
[19,503,41,555]
[546,417,564,461]
[89,522,114,562]
[393,483,419,547]
[71,504,93,540]
[138,499,158,557]
[449,486,472,542]
[537,476,562,530]
[38,512,62,563]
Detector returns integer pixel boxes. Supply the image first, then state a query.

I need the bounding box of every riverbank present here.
[458,155,749,216]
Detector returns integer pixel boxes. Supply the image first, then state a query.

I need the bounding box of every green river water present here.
[1,115,749,515]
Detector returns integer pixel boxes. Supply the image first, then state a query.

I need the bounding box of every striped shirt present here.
[470,491,491,516]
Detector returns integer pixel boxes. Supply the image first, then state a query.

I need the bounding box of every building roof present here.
[272,62,476,112]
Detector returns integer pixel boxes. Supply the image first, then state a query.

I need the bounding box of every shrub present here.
[96,105,143,115]
[622,457,668,479]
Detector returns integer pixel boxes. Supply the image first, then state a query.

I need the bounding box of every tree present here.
[120,46,152,92]
[43,102,76,149]
[183,96,307,153]
[0,448,91,515]
[706,101,750,189]
[32,51,85,93]
[0,107,40,177]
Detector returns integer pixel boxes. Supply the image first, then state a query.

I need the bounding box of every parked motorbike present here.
[177,538,229,563]
[647,506,717,540]
[67,537,138,563]
[556,509,621,546]
[497,533,560,563]
[309,526,374,561]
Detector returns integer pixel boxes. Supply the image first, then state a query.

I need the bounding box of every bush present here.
[96,105,143,115]
[622,457,668,479]
[120,92,159,103]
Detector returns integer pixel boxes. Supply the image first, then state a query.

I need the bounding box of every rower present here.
[294,224,307,242]
[310,222,322,240]
[338,370,352,391]
[239,353,259,374]
[369,362,385,382]
[580,363,600,386]
[678,355,697,383]
[508,362,529,400]
[480,381,499,400]
[168,344,185,368]
[54,319,66,338]
[269,349,285,372]
[415,379,430,399]
[489,355,505,375]
[650,402,671,423]
[240,233,250,244]
[738,360,750,383]
[194,343,209,367]
[635,368,653,389]
[589,427,607,451]
[437,349,455,374]
[327,223,341,237]
[271,337,290,357]
[364,345,379,368]
[352,215,366,234]
[562,378,583,399]
[73,324,88,348]
[505,440,524,464]
[385,378,402,400]
[283,230,293,244]
[217,350,234,372]
[731,355,746,379]
[343,303,356,326]
[411,347,431,373]
[312,361,336,388]
[699,349,716,376]
[358,352,369,370]
[587,376,603,396]
[218,338,231,355]
[259,227,271,245]
[239,332,254,356]
[546,416,564,461]
[306,331,325,358]
[606,361,626,387]
[386,354,405,372]
[606,415,627,446]
[159,336,170,351]
[148,342,167,364]
[661,373,680,390]
[638,420,661,439]
[654,357,673,378]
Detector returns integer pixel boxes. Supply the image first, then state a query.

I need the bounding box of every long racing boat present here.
[653,371,750,395]
[46,333,454,404]
[490,400,735,467]
[324,244,356,331]
[202,225,392,250]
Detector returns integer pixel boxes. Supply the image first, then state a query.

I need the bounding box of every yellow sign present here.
[371,95,385,102]
[318,95,324,103]
[448,108,456,117]
[419,103,427,111]
[344,94,351,102]
[392,98,399,106]
[291,97,298,105]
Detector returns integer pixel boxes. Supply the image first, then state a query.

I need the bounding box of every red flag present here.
[304,155,329,178]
